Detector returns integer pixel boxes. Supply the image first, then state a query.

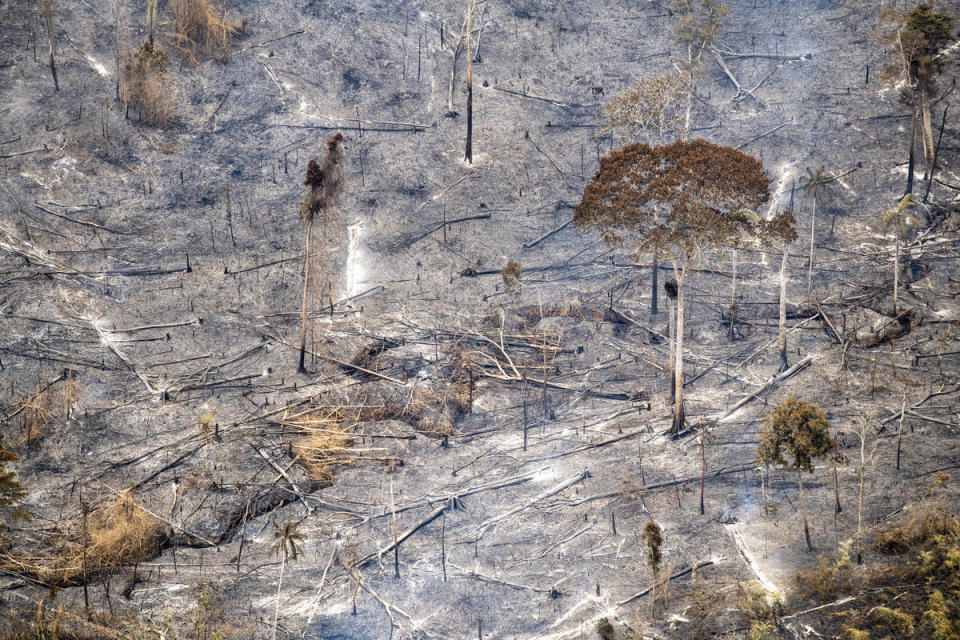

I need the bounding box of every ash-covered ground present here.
[1,0,960,638]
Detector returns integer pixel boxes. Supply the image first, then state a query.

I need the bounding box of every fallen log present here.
[714,354,818,422]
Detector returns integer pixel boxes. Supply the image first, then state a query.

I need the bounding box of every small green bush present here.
[869,606,914,636]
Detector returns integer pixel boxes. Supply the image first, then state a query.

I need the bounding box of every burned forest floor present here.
[2,0,960,638]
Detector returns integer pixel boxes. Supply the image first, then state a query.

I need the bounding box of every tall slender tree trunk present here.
[672,272,686,435]
[668,295,676,405]
[728,249,737,341]
[699,434,705,515]
[113,0,120,101]
[778,249,789,372]
[651,251,658,316]
[272,555,286,640]
[760,466,768,517]
[896,393,906,470]
[298,218,315,373]
[42,13,59,92]
[893,224,900,314]
[464,0,473,163]
[806,203,816,302]
[856,429,866,565]
[920,89,934,168]
[798,470,813,552]
[683,44,693,136]
[906,99,918,197]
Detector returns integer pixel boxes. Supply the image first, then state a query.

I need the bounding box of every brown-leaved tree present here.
[574,139,772,434]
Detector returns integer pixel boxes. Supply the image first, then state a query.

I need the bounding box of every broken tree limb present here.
[527,134,572,187]
[736,122,788,150]
[713,51,764,106]
[714,354,819,423]
[402,213,492,247]
[474,469,590,542]
[86,315,161,395]
[33,202,124,234]
[414,173,474,213]
[234,29,305,54]
[367,472,538,523]
[357,500,451,568]
[249,442,313,514]
[616,559,716,606]
[881,384,959,425]
[533,426,647,463]
[490,85,581,109]
[523,218,573,249]
[569,462,757,507]
[449,562,552,593]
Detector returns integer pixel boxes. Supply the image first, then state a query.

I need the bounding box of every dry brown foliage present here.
[169,0,242,63]
[282,405,401,484]
[3,489,164,587]
[120,41,178,128]
[874,506,959,555]
[6,375,80,448]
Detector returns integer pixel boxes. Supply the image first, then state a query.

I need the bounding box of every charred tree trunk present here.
[778,249,789,372]
[464,0,473,163]
[298,218,315,373]
[651,251,659,316]
[41,9,59,92]
[906,99,918,197]
[728,249,737,341]
[699,434,706,515]
[798,469,813,552]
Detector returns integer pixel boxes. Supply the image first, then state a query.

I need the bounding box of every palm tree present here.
[271,520,303,640]
[799,166,836,301]
[882,194,920,314]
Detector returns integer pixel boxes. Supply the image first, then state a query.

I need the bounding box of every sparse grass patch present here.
[169,0,242,63]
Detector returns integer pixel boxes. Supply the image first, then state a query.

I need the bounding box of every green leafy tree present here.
[574,139,772,434]
[298,133,346,373]
[757,397,836,552]
[882,194,920,314]
[270,520,303,640]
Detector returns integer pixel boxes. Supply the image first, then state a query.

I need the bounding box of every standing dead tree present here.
[298,132,346,373]
[881,194,919,314]
[464,0,474,163]
[671,0,727,132]
[755,212,799,371]
[574,140,773,435]
[36,0,59,91]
